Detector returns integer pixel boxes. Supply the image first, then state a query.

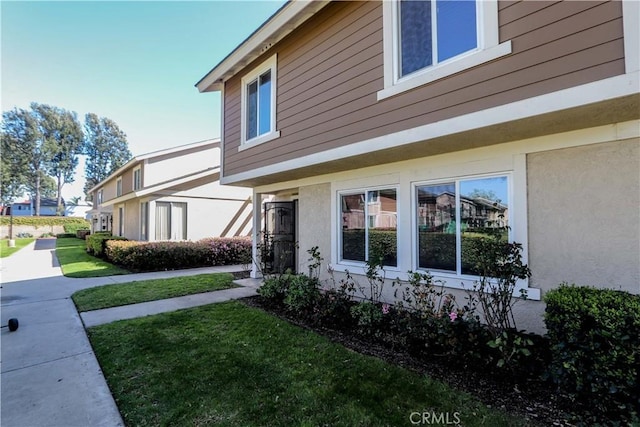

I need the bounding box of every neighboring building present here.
[196,0,639,332]
[87,139,252,241]
[11,198,64,216]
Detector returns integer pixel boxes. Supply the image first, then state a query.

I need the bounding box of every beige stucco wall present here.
[124,200,140,241]
[297,183,332,276]
[527,138,640,295]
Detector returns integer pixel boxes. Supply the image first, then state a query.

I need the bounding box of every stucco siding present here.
[527,138,640,295]
[223,0,625,177]
[297,183,332,274]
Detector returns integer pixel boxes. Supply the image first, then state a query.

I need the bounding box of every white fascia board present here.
[101,167,220,207]
[220,71,639,186]
[196,1,330,93]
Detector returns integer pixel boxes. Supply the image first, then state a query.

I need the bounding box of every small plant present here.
[283,275,320,316]
[350,301,384,338]
[464,224,531,337]
[487,331,533,369]
[16,232,33,238]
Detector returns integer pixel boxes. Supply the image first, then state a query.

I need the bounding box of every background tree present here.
[26,175,57,199]
[1,106,49,215]
[0,133,28,214]
[83,113,132,198]
[31,104,83,214]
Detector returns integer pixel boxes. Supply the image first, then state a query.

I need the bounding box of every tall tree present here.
[31,104,84,214]
[1,106,49,215]
[0,131,28,213]
[83,113,132,198]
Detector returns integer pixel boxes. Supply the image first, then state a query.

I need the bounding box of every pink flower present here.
[449,311,458,322]
[382,303,390,315]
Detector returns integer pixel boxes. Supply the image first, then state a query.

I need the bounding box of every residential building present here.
[87,139,252,241]
[196,0,639,332]
[10,198,64,216]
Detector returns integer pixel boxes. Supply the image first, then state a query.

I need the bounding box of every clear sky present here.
[1,0,286,199]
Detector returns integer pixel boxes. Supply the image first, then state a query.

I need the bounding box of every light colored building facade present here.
[87,139,252,241]
[197,0,639,332]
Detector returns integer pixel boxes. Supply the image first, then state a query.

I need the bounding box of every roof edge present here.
[196,0,331,93]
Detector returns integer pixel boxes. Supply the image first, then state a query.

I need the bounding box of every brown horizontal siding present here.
[223,0,625,177]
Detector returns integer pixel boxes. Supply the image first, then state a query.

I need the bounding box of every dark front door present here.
[263,201,296,273]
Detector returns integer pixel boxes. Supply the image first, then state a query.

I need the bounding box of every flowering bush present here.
[104,237,251,272]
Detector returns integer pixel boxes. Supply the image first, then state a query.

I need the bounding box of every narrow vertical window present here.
[241,54,279,146]
[416,183,457,271]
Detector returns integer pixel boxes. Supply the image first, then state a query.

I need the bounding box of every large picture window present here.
[240,54,279,147]
[341,188,398,267]
[416,175,509,275]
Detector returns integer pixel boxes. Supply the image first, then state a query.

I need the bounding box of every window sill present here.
[377,41,512,101]
[238,130,281,152]
[330,262,540,301]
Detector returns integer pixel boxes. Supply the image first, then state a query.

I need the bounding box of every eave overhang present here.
[195,0,331,93]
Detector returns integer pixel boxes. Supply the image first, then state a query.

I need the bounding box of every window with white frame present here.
[118,206,124,236]
[340,188,398,267]
[133,167,142,191]
[97,189,103,205]
[116,177,122,197]
[415,174,509,275]
[240,54,279,147]
[155,201,187,241]
[379,0,511,99]
[140,201,148,241]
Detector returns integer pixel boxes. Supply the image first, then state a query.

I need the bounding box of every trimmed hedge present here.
[545,284,640,424]
[63,221,90,234]
[0,216,89,228]
[86,232,127,258]
[105,237,251,272]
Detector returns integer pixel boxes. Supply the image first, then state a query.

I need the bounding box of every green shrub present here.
[257,274,293,304]
[283,275,321,315]
[56,233,77,238]
[0,216,89,228]
[103,238,252,272]
[86,232,126,258]
[63,221,90,233]
[545,284,640,424]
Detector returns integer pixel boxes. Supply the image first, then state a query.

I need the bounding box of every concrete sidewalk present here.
[1,238,258,427]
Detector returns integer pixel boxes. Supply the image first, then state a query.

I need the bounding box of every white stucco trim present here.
[221,72,639,186]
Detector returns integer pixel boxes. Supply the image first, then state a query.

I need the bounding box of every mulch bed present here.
[241,295,578,426]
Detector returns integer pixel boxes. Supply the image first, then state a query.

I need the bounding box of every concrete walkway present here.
[0,239,259,427]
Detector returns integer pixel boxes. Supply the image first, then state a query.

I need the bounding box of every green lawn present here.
[0,238,35,258]
[88,302,532,427]
[72,273,238,312]
[56,237,129,278]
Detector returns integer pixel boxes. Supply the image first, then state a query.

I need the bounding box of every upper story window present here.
[133,167,142,191]
[116,177,122,197]
[97,189,103,205]
[399,0,477,77]
[379,0,512,100]
[240,54,280,149]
